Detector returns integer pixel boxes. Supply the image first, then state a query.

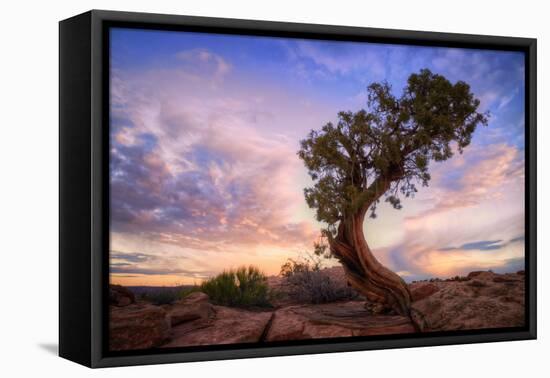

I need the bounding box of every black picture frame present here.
[59,9,537,368]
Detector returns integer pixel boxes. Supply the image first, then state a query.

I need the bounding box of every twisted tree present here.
[298,69,488,316]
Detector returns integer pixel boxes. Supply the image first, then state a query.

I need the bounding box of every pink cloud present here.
[176,48,232,80]
[109,56,322,254]
[369,143,525,280]
[407,143,524,221]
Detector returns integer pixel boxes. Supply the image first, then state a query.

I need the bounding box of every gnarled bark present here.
[329,209,412,316]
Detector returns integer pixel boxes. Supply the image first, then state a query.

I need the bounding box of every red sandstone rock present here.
[163,306,273,347]
[493,273,523,283]
[109,304,170,351]
[169,293,214,326]
[109,284,135,307]
[265,301,415,342]
[410,283,440,302]
[108,269,525,350]
[467,271,496,281]
[411,272,525,332]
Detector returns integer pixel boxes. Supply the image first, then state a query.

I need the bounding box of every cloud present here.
[283,40,386,80]
[110,266,213,277]
[510,235,525,243]
[111,251,155,263]
[366,142,525,281]
[498,87,519,110]
[407,143,524,220]
[110,117,318,249]
[380,219,525,281]
[431,48,524,112]
[498,257,525,273]
[110,249,216,279]
[438,234,524,252]
[176,48,231,79]
[109,52,320,256]
[439,240,504,251]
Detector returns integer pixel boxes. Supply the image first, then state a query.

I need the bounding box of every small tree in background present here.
[298,69,488,316]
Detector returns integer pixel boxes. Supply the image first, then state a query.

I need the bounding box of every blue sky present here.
[109,28,525,285]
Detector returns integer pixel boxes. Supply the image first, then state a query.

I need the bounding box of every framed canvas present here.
[59,10,537,368]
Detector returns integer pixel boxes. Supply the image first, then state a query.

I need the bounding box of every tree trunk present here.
[329,210,412,316]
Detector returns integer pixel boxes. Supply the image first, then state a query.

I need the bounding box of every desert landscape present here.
[109,266,525,351]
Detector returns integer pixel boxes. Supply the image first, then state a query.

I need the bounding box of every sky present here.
[109,27,525,286]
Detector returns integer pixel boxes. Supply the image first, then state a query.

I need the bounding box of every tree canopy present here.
[298,69,488,236]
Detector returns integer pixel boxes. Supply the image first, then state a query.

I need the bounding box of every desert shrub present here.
[286,269,357,304]
[280,254,357,304]
[200,266,271,307]
[280,255,322,277]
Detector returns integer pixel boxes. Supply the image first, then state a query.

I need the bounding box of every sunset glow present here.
[109,29,525,286]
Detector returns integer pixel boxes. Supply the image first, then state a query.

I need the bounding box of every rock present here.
[493,273,523,283]
[265,301,415,342]
[169,293,214,326]
[364,301,394,315]
[181,291,209,304]
[466,271,483,278]
[411,271,524,332]
[410,283,440,302]
[109,284,135,307]
[109,304,170,351]
[468,279,487,287]
[162,306,273,347]
[467,271,496,281]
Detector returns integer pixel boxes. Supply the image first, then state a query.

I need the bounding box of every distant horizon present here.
[109,28,525,287]
[111,265,525,288]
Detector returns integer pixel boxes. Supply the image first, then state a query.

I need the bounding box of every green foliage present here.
[313,239,331,259]
[200,266,271,307]
[298,69,488,232]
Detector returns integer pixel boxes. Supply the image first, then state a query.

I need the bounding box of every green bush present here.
[200,266,271,307]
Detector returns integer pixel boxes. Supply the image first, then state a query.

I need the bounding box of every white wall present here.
[1,0,547,376]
